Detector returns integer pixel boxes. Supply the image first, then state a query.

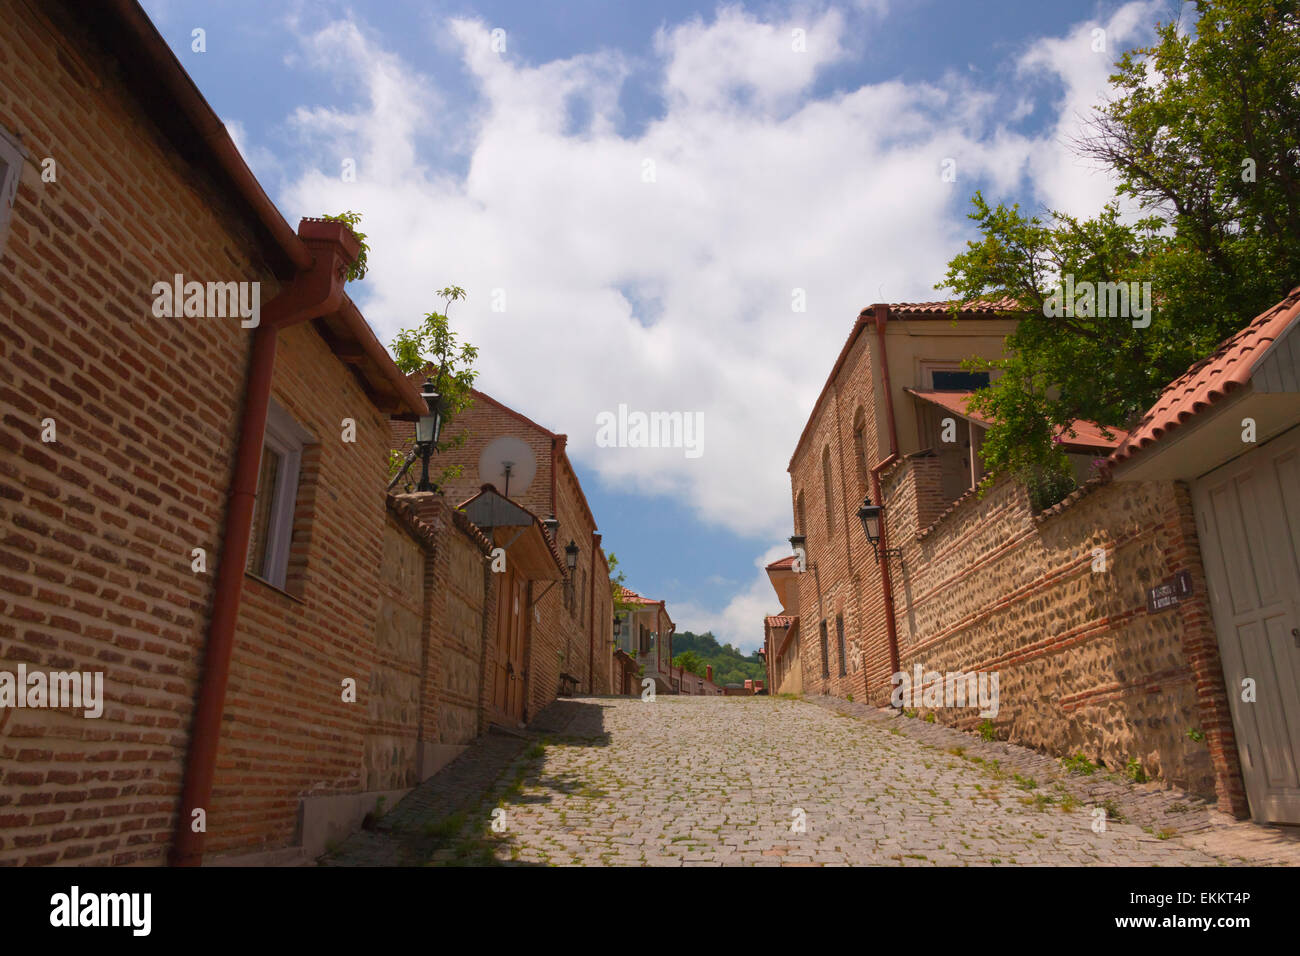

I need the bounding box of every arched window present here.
[853,406,868,494]
[795,491,806,535]
[822,445,834,534]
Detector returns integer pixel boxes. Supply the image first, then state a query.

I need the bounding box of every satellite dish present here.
[478,436,536,499]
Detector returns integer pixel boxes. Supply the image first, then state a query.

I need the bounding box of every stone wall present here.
[399,393,615,711]
[366,519,425,792]
[882,459,1246,812]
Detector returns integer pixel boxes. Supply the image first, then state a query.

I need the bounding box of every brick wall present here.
[0,0,277,865]
[880,459,1246,812]
[394,391,613,713]
[190,317,401,856]
[367,517,425,792]
[788,330,889,705]
[787,308,1247,813]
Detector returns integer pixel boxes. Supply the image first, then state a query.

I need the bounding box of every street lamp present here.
[858,496,901,560]
[415,378,443,493]
[564,540,579,570]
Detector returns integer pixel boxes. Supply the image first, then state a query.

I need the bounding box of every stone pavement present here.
[321,695,1300,867]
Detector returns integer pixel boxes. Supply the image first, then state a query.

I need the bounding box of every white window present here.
[0,125,27,253]
[246,400,313,589]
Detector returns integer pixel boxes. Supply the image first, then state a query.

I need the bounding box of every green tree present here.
[389,285,479,490]
[319,210,369,282]
[939,0,1300,507]
[672,651,708,678]
[607,553,637,616]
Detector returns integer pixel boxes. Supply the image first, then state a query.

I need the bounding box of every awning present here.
[905,388,1126,452]
[458,485,565,582]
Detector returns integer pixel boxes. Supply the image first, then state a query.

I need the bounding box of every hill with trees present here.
[671,631,765,687]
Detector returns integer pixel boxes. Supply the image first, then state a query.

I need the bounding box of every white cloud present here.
[254,2,1160,648]
[1017,0,1163,217]
[672,545,790,652]
[655,4,848,115]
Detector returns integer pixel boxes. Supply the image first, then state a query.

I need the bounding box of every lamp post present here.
[857,496,901,560]
[414,378,443,493]
[543,515,559,540]
[564,539,579,605]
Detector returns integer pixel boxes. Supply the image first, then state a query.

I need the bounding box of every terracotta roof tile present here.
[765,555,797,571]
[1109,287,1300,467]
[616,585,662,607]
[764,615,795,627]
[885,297,1021,316]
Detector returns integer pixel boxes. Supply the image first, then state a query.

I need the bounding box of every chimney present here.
[706,665,712,683]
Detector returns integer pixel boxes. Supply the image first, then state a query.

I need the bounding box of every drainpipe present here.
[170,218,359,867]
[550,436,560,518]
[871,304,902,680]
[587,532,600,693]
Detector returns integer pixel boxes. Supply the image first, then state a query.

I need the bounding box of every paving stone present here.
[323,695,1300,866]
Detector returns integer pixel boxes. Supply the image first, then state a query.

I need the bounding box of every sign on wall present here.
[1146,569,1194,613]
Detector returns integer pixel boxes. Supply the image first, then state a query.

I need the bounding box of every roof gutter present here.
[170,218,359,867]
[871,304,902,679]
[103,0,311,276]
[588,531,600,693]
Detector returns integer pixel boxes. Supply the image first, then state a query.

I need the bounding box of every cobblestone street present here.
[325,696,1300,867]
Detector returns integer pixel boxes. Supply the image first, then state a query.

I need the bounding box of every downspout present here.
[587,532,600,693]
[550,437,560,518]
[871,304,902,679]
[171,219,358,867]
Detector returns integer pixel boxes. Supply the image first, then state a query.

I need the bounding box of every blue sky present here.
[143,0,1178,650]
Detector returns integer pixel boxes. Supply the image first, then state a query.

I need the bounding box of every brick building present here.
[761,556,802,695]
[393,387,616,711]
[672,662,723,696]
[613,586,676,693]
[0,0,506,865]
[783,292,1300,819]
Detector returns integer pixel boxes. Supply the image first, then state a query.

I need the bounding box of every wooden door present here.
[493,566,527,725]
[1193,425,1300,823]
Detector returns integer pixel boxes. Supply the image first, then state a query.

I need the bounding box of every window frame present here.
[836,614,847,677]
[920,362,992,392]
[819,619,830,679]
[250,400,313,590]
[0,125,28,253]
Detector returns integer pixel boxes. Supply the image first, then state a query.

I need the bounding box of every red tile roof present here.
[1109,287,1300,467]
[765,555,797,571]
[905,389,1127,450]
[788,299,1026,471]
[616,585,661,607]
[885,297,1021,316]
[764,615,795,628]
